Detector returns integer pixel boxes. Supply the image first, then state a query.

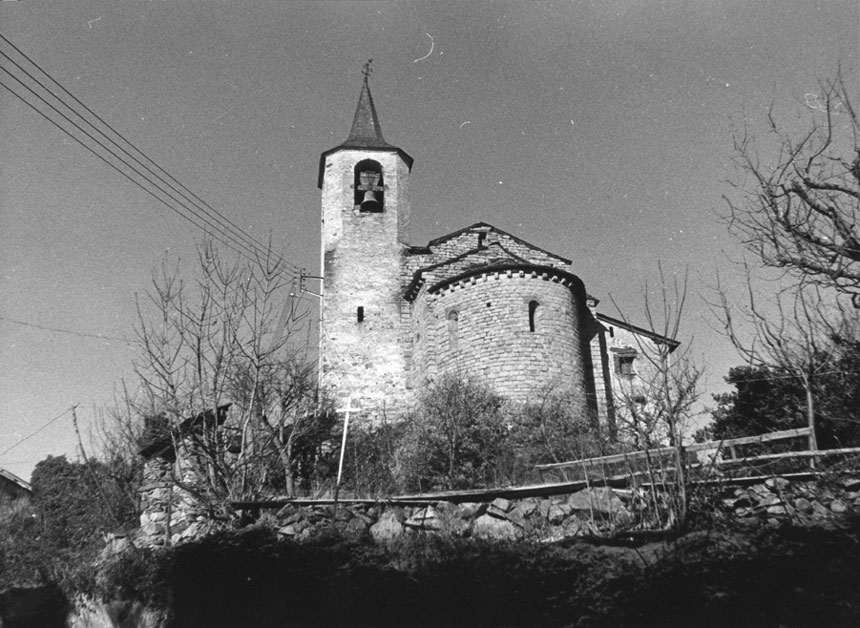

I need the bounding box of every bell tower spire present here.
[317,64,412,188]
[344,60,388,148]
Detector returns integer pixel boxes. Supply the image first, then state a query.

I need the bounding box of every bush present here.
[395,375,512,492]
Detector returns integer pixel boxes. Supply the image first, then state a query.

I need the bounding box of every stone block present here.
[277,504,298,518]
[489,497,512,513]
[839,477,860,492]
[830,499,848,514]
[370,511,405,542]
[346,516,369,534]
[765,477,790,493]
[793,497,813,513]
[516,498,539,517]
[472,514,518,540]
[455,502,485,520]
[507,506,530,528]
[757,495,782,509]
[812,501,831,518]
[566,487,627,516]
[547,504,568,525]
[766,503,792,517]
[405,506,443,531]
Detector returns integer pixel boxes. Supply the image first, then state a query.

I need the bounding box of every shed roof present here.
[596,313,681,351]
[0,467,32,494]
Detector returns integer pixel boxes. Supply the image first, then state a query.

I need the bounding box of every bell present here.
[360,189,381,212]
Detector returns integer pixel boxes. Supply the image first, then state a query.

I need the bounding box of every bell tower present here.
[317,69,414,420]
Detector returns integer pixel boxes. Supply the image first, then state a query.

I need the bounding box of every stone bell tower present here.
[317,71,414,420]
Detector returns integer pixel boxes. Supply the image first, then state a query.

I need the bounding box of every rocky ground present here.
[88,515,860,628]
[4,475,860,627]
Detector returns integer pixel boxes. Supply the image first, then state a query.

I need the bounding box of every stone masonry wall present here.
[412,269,590,411]
[320,148,412,422]
[137,455,218,548]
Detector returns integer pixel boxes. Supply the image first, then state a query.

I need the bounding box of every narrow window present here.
[357,306,364,323]
[528,300,539,332]
[477,232,487,248]
[447,310,459,349]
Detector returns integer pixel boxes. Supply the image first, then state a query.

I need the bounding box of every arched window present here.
[447,310,459,348]
[354,159,384,212]
[528,300,539,332]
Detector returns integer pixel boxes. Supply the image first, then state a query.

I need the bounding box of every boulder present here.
[765,477,790,493]
[566,487,627,517]
[793,497,813,513]
[516,498,539,517]
[472,514,518,540]
[547,504,570,525]
[766,503,792,517]
[812,501,831,518]
[277,503,298,518]
[455,502,485,520]
[405,506,444,531]
[830,499,848,514]
[505,506,528,529]
[489,497,512,513]
[346,516,369,535]
[538,499,553,519]
[370,511,404,542]
[723,495,753,509]
[840,477,860,491]
[755,494,782,509]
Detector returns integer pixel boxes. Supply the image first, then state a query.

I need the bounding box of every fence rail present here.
[533,428,860,485]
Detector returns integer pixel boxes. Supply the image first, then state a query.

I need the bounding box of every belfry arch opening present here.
[354,159,384,212]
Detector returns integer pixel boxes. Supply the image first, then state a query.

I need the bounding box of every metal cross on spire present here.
[362,58,373,79]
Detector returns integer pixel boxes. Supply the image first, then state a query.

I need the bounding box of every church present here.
[317,76,677,435]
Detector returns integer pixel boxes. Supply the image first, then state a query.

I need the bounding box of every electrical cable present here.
[0,33,275,265]
[0,408,73,457]
[0,65,266,266]
[0,314,131,343]
[0,34,303,278]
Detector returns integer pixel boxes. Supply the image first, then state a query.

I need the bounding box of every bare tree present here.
[128,240,329,515]
[611,265,703,530]
[724,69,860,305]
[711,269,851,453]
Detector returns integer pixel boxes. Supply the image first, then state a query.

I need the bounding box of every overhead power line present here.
[0,314,130,343]
[0,33,302,280]
[0,407,73,457]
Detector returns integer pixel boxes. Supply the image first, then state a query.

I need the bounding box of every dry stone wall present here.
[137,457,219,548]
[271,474,860,544]
[134,474,860,548]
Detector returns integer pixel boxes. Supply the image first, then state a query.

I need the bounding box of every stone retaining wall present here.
[134,474,860,547]
[272,474,860,544]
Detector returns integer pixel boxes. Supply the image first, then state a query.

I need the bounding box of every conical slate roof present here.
[318,76,413,188]
[343,76,391,148]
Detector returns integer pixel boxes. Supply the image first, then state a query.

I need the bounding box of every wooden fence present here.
[535,428,860,486]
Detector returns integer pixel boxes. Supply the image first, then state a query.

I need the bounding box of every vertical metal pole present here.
[333,398,355,519]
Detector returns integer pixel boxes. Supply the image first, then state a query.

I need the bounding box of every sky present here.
[1,1,858,482]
